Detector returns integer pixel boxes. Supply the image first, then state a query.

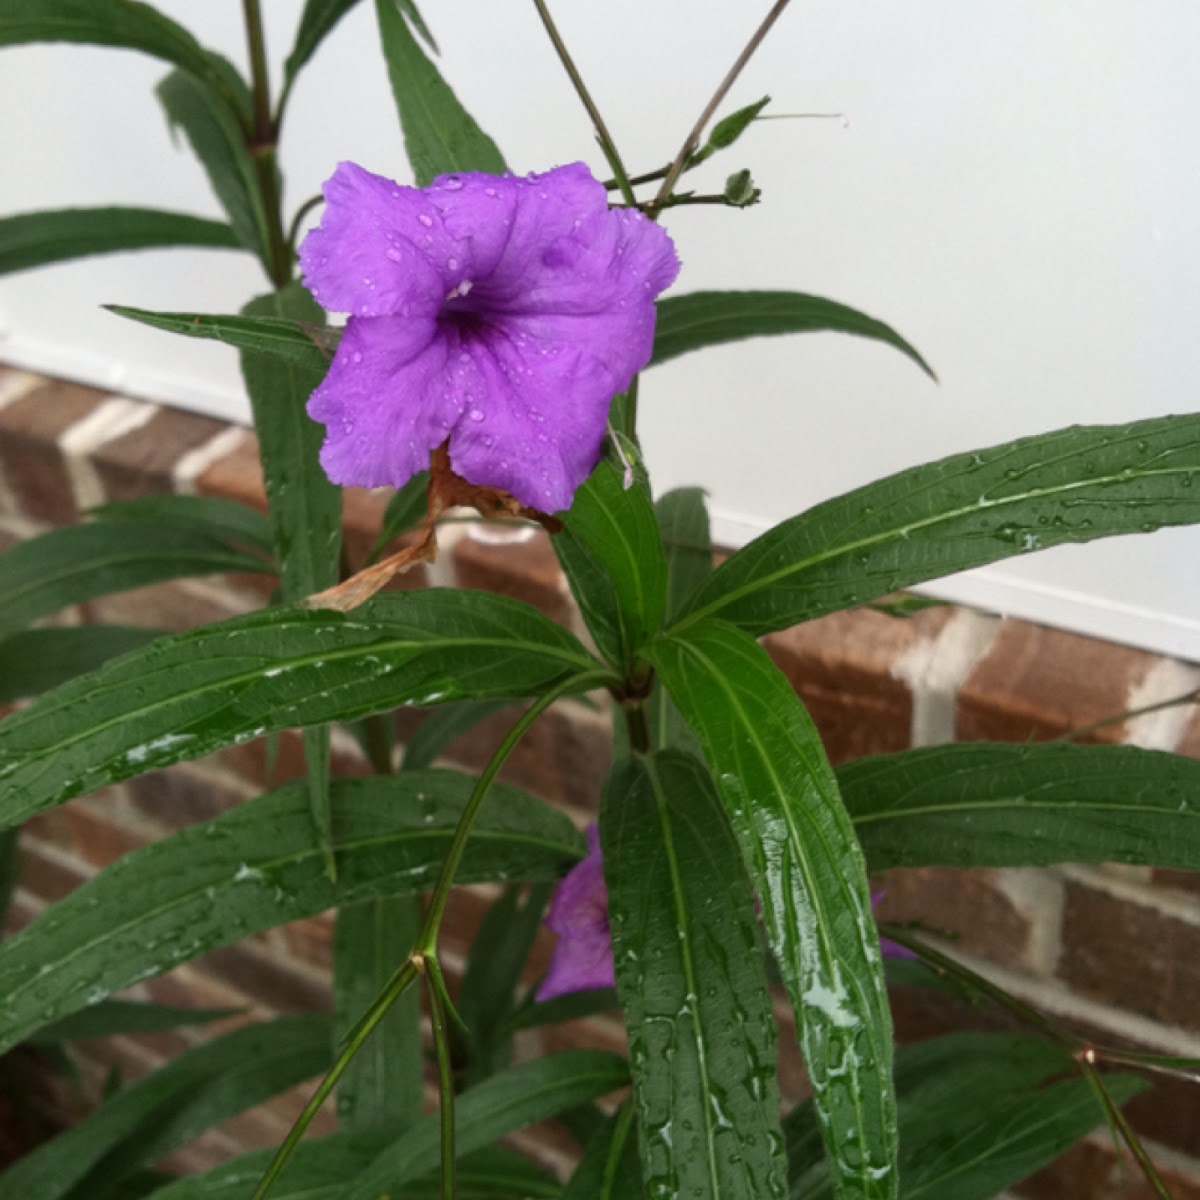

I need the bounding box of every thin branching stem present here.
[1056,687,1200,744]
[530,0,638,207]
[650,0,793,213]
[425,963,458,1199]
[1079,1053,1174,1200]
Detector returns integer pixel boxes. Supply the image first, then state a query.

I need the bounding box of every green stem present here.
[530,0,638,207]
[417,673,607,952]
[650,0,793,213]
[1056,687,1199,744]
[624,701,651,755]
[1079,1054,1173,1200]
[250,958,421,1199]
[425,966,458,1200]
[880,926,1081,1050]
[241,0,290,286]
[285,194,325,259]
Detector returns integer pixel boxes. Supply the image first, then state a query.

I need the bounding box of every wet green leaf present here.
[678,414,1200,637]
[652,621,897,1200]
[0,770,584,1054]
[604,751,787,1199]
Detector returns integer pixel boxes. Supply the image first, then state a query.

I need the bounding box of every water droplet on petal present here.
[386,248,401,262]
[469,408,485,422]
[418,213,434,228]
[443,176,463,191]
[352,351,363,364]
[447,257,459,271]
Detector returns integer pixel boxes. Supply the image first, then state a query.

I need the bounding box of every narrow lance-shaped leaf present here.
[786,1034,1146,1200]
[651,621,897,1200]
[344,1051,629,1200]
[556,460,668,671]
[0,590,604,827]
[375,0,505,185]
[107,306,335,372]
[0,208,239,276]
[840,741,1200,871]
[334,897,424,1132]
[0,626,160,705]
[678,413,1200,638]
[91,494,274,555]
[0,519,272,640]
[0,0,245,117]
[283,0,363,96]
[0,1016,332,1200]
[603,751,788,1199]
[0,771,585,1055]
[241,283,344,877]
[157,68,273,271]
[649,291,935,379]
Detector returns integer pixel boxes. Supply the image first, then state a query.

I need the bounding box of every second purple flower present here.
[300,162,680,513]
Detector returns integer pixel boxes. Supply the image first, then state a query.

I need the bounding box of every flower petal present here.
[300,162,455,318]
[308,315,462,489]
[447,317,617,512]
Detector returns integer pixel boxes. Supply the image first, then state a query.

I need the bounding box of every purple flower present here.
[536,836,915,1003]
[537,824,615,1002]
[300,162,680,512]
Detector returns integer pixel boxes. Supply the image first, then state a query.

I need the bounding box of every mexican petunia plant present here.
[0,2,1198,1199]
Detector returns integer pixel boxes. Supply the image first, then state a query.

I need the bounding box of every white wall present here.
[2,2,1198,657]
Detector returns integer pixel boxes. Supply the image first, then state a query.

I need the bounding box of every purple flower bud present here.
[300,162,680,512]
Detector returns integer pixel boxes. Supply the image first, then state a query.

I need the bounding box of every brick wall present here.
[2,363,1199,1195]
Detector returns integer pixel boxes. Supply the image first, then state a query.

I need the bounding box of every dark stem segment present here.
[1079,1054,1174,1200]
[425,961,459,1200]
[650,0,793,213]
[241,0,290,286]
[529,0,638,207]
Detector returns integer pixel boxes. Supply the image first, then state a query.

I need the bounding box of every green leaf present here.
[678,413,1200,637]
[651,621,897,1200]
[0,591,601,827]
[0,0,243,116]
[603,750,788,1199]
[0,826,17,932]
[564,1103,640,1200]
[366,470,430,565]
[0,626,160,704]
[0,771,585,1055]
[374,0,504,186]
[240,284,341,601]
[0,520,273,640]
[106,306,335,372]
[399,699,510,771]
[156,68,272,270]
[786,1034,1145,1199]
[344,1050,629,1199]
[841,742,1200,871]
[458,882,554,1085]
[144,1139,558,1200]
[556,460,668,671]
[657,486,713,620]
[28,1000,238,1046]
[334,897,423,1132]
[650,291,935,380]
[91,494,273,556]
[0,208,238,276]
[506,987,618,1035]
[0,1016,331,1200]
[282,0,363,96]
[691,97,771,165]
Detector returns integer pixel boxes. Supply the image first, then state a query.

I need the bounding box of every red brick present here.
[426,701,611,811]
[81,577,255,632]
[195,429,267,512]
[765,605,951,765]
[17,838,92,902]
[0,379,107,523]
[1017,1135,1200,1200]
[1175,704,1200,759]
[125,767,250,829]
[281,912,335,973]
[57,803,153,868]
[958,620,1156,743]
[1059,878,1200,1031]
[196,942,331,1015]
[90,406,228,503]
[875,867,1041,972]
[453,526,575,627]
